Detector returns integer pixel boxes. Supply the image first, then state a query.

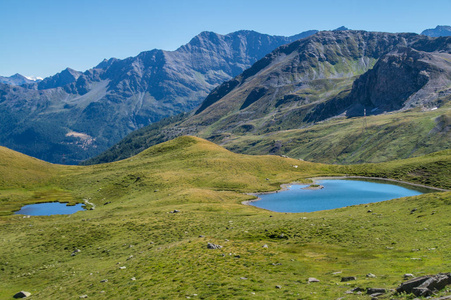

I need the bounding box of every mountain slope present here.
[0,30,317,164]
[85,31,451,165]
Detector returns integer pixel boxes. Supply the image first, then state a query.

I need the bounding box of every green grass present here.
[0,136,450,299]
[223,108,451,164]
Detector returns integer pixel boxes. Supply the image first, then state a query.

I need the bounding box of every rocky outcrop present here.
[396,273,451,296]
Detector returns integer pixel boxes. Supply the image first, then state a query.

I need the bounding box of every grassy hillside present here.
[222,107,451,164]
[85,106,451,166]
[0,137,450,299]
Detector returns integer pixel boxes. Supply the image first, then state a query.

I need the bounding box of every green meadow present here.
[0,136,450,299]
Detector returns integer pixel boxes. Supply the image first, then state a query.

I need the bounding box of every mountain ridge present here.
[85,30,451,165]
[0,29,318,164]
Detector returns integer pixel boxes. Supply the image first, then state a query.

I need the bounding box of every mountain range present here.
[86,30,451,165]
[1,26,450,165]
[0,29,317,164]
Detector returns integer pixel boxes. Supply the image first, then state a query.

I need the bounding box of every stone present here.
[396,275,431,294]
[262,244,268,248]
[308,277,320,283]
[275,285,282,289]
[79,295,88,299]
[341,276,357,282]
[207,242,222,249]
[412,287,432,297]
[119,266,126,269]
[404,273,415,279]
[366,273,377,278]
[131,277,136,281]
[367,288,386,294]
[240,277,248,280]
[13,291,31,298]
[100,279,108,283]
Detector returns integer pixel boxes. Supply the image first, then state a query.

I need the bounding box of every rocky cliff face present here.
[0,30,316,164]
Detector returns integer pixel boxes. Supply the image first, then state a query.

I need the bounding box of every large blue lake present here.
[250,179,427,213]
[15,202,85,216]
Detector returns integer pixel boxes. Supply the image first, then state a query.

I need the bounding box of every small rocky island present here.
[302,184,324,190]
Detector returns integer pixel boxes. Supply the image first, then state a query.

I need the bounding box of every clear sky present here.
[1,0,450,78]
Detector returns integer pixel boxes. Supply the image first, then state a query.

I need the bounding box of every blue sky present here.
[1,0,450,78]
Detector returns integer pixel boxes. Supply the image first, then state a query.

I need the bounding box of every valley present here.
[0,137,450,299]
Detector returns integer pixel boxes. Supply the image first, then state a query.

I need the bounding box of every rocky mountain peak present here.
[421,25,451,37]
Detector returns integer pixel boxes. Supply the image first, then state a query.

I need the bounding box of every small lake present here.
[250,179,429,213]
[14,202,85,216]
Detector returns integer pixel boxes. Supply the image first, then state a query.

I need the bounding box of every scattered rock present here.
[131,277,136,281]
[71,248,81,256]
[13,291,31,298]
[207,242,222,249]
[369,292,385,298]
[240,277,248,280]
[404,273,415,279]
[100,279,108,283]
[367,288,386,294]
[127,255,134,260]
[410,208,417,214]
[308,277,320,283]
[366,273,377,278]
[79,295,88,299]
[275,285,282,289]
[341,276,357,282]
[119,266,126,269]
[199,235,204,238]
[103,202,111,205]
[262,244,268,248]
[170,209,180,213]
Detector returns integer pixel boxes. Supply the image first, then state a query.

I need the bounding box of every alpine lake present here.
[249,178,436,213]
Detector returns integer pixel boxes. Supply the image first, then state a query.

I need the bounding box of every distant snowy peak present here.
[0,73,42,86]
[24,75,43,81]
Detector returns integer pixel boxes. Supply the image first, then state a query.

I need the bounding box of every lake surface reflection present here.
[15,202,85,216]
[250,179,426,213]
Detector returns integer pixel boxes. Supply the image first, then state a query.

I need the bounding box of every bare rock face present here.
[396,273,451,296]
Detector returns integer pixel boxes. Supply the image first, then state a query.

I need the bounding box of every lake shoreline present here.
[242,176,448,208]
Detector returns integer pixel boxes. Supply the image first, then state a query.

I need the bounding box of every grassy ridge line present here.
[0,136,450,299]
